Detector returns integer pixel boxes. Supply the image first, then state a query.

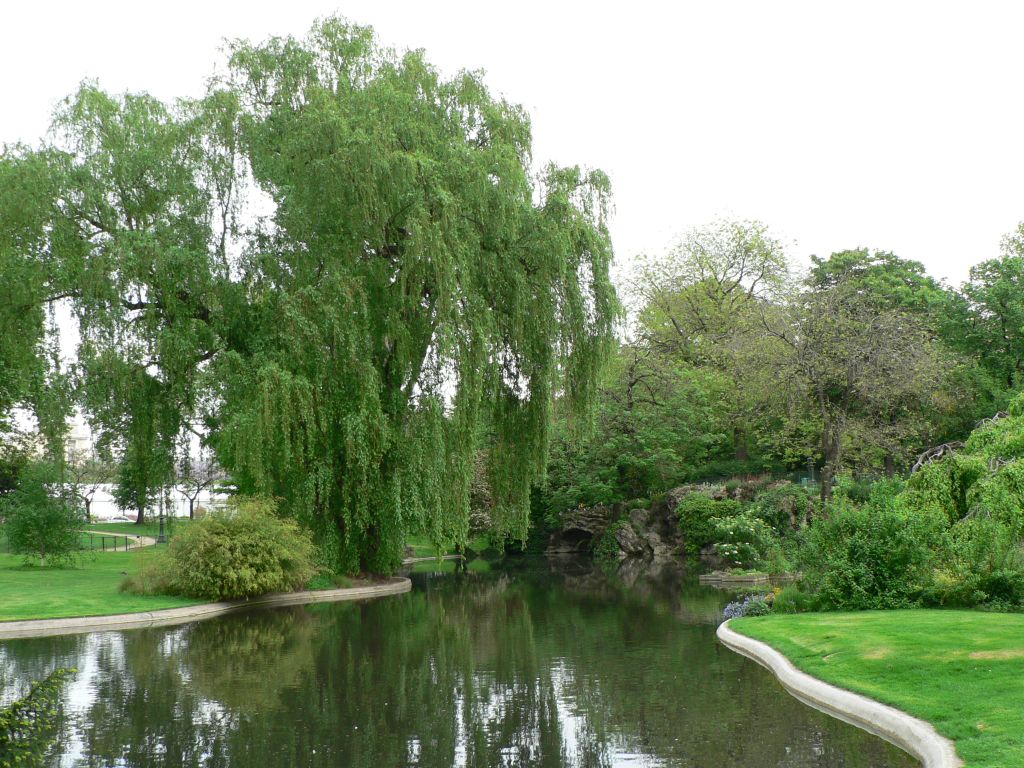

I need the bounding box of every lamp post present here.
[156,490,167,544]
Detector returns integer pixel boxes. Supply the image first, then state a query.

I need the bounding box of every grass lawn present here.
[0,548,201,622]
[405,533,492,559]
[732,610,1024,768]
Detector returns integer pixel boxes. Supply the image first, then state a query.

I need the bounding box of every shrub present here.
[800,491,945,610]
[771,585,818,614]
[0,462,84,567]
[677,495,743,555]
[750,483,814,532]
[593,519,626,565]
[722,594,772,619]
[925,517,1024,608]
[164,497,319,600]
[0,667,75,766]
[710,513,778,569]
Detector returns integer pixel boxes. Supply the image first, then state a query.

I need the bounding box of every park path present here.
[81,530,158,551]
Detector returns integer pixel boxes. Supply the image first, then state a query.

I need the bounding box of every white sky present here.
[4,0,1024,286]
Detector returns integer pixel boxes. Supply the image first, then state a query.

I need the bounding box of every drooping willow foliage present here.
[212,20,618,572]
[905,394,1024,534]
[7,18,617,573]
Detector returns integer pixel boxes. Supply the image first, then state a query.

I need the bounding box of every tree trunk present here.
[884,454,896,478]
[189,497,195,520]
[135,503,145,525]
[733,425,749,462]
[819,423,841,503]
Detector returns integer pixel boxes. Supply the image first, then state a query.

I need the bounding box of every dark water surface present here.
[0,559,918,767]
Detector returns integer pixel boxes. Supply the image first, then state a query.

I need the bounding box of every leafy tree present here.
[13,18,615,571]
[212,20,618,572]
[954,242,1024,391]
[0,149,59,423]
[543,344,733,516]
[633,219,790,462]
[0,149,76,461]
[767,265,947,495]
[47,85,228,523]
[1,462,84,567]
[808,249,990,450]
[177,451,225,520]
[65,446,113,521]
[807,249,951,320]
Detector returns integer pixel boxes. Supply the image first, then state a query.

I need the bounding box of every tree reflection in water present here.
[0,561,919,767]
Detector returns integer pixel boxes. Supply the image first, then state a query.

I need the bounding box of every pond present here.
[1,558,918,767]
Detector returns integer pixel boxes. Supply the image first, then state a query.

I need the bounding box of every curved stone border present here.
[0,577,411,640]
[717,620,961,768]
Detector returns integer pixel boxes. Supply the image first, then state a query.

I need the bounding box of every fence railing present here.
[79,533,139,552]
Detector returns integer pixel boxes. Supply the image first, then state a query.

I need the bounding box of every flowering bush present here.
[722,594,772,619]
[677,495,743,555]
[710,512,777,569]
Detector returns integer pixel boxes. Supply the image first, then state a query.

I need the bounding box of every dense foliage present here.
[675,495,743,556]
[799,483,945,609]
[0,667,74,768]
[0,463,83,567]
[162,497,318,600]
[1,17,617,573]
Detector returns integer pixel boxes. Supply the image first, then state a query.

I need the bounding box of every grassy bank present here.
[0,549,201,622]
[732,610,1024,768]
[405,533,492,559]
[0,525,482,623]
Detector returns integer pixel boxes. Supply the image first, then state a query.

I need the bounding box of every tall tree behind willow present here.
[47,86,235,522]
[632,220,791,463]
[0,149,75,460]
[211,20,618,572]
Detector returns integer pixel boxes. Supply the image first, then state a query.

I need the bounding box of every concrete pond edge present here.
[0,577,412,640]
[716,620,963,768]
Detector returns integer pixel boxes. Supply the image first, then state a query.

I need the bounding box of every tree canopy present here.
[3,18,618,572]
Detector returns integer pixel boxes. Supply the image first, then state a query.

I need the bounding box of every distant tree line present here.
[541,218,1024,518]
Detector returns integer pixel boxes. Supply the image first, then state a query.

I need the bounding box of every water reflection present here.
[0,559,918,767]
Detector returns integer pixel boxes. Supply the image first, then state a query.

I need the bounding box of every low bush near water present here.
[122,497,318,601]
[709,512,778,569]
[169,498,318,600]
[722,594,772,619]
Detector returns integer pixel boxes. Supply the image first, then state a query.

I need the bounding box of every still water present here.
[1,559,918,767]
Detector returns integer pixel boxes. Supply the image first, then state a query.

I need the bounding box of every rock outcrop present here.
[547,477,789,561]
[547,495,688,560]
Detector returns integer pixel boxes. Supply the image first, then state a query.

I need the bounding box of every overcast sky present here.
[4,1,1023,286]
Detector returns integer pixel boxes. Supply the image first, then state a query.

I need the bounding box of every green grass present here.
[405,533,493,559]
[0,549,201,622]
[732,610,1024,768]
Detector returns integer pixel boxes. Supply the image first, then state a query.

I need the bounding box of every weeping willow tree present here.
[209,19,618,573]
